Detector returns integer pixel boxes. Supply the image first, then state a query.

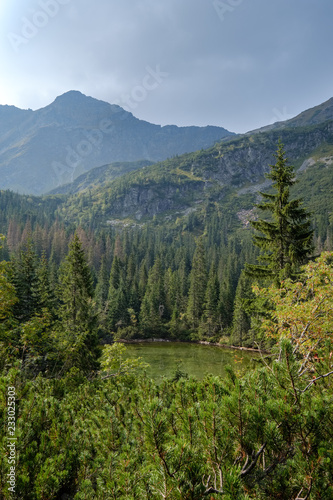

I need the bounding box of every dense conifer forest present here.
[0,143,333,498]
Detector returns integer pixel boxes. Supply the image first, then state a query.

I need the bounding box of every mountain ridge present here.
[49,96,333,199]
[249,96,333,134]
[54,118,333,228]
[0,91,233,195]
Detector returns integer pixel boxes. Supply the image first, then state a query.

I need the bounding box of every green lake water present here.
[124,342,259,382]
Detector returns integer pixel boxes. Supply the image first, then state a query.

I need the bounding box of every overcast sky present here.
[0,0,332,133]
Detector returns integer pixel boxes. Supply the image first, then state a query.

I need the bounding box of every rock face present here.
[58,118,333,225]
[208,121,333,187]
[0,91,233,195]
[109,181,205,220]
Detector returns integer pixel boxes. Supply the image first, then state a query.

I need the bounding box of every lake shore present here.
[117,338,269,354]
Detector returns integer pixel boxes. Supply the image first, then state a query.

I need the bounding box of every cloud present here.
[1,0,333,133]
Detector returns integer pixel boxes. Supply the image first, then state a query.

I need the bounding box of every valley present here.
[0,93,333,499]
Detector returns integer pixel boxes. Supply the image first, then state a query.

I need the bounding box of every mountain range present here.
[0,91,233,195]
[0,92,332,241]
[50,96,333,232]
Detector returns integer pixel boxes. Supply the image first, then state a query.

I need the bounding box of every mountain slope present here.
[0,91,233,195]
[55,120,333,230]
[48,160,154,195]
[47,95,333,198]
[251,96,333,133]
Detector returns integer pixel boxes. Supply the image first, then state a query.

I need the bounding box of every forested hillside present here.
[54,120,333,231]
[1,235,332,498]
[0,102,333,497]
[0,118,333,345]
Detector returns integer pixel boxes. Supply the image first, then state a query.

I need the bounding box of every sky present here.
[0,0,332,133]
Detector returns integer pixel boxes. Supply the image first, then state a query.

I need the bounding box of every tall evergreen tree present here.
[139,258,166,335]
[246,141,313,285]
[201,264,220,338]
[36,251,56,315]
[186,237,207,328]
[95,255,109,306]
[0,236,18,370]
[57,233,100,374]
[108,278,129,331]
[94,255,110,334]
[231,270,252,346]
[10,239,39,322]
[0,236,17,327]
[107,256,129,331]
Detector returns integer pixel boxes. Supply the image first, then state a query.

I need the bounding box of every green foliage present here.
[247,141,314,285]
[186,237,208,329]
[254,251,333,366]
[1,119,333,497]
[10,239,40,322]
[0,341,332,498]
[55,233,100,374]
[0,246,332,497]
[230,270,253,347]
[100,342,148,378]
[0,237,17,322]
[140,258,167,336]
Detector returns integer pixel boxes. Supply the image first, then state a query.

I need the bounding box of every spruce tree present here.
[36,251,56,315]
[107,256,130,331]
[231,270,252,346]
[95,255,109,310]
[246,141,313,285]
[95,255,110,335]
[186,237,207,328]
[57,233,100,374]
[201,264,220,338]
[139,258,166,335]
[108,278,129,331]
[0,235,17,329]
[10,239,39,322]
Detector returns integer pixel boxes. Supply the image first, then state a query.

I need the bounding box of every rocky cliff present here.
[56,119,333,226]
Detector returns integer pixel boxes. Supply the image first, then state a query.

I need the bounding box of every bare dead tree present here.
[202,464,224,496]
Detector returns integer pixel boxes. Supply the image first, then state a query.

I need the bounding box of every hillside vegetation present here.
[0,97,333,497]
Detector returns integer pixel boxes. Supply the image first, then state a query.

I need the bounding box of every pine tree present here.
[107,256,129,331]
[218,277,234,329]
[201,264,220,338]
[0,236,17,325]
[246,141,313,285]
[95,255,109,310]
[10,239,39,322]
[231,270,252,346]
[186,238,207,328]
[108,278,129,331]
[0,236,18,370]
[139,258,166,335]
[36,251,56,314]
[6,219,21,253]
[95,255,111,336]
[109,255,122,290]
[56,233,100,374]
[178,256,190,310]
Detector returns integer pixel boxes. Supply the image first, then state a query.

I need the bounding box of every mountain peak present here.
[54,90,88,102]
[51,90,105,109]
[0,91,233,194]
[46,90,127,123]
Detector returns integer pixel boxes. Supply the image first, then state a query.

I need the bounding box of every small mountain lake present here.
[123,342,260,382]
